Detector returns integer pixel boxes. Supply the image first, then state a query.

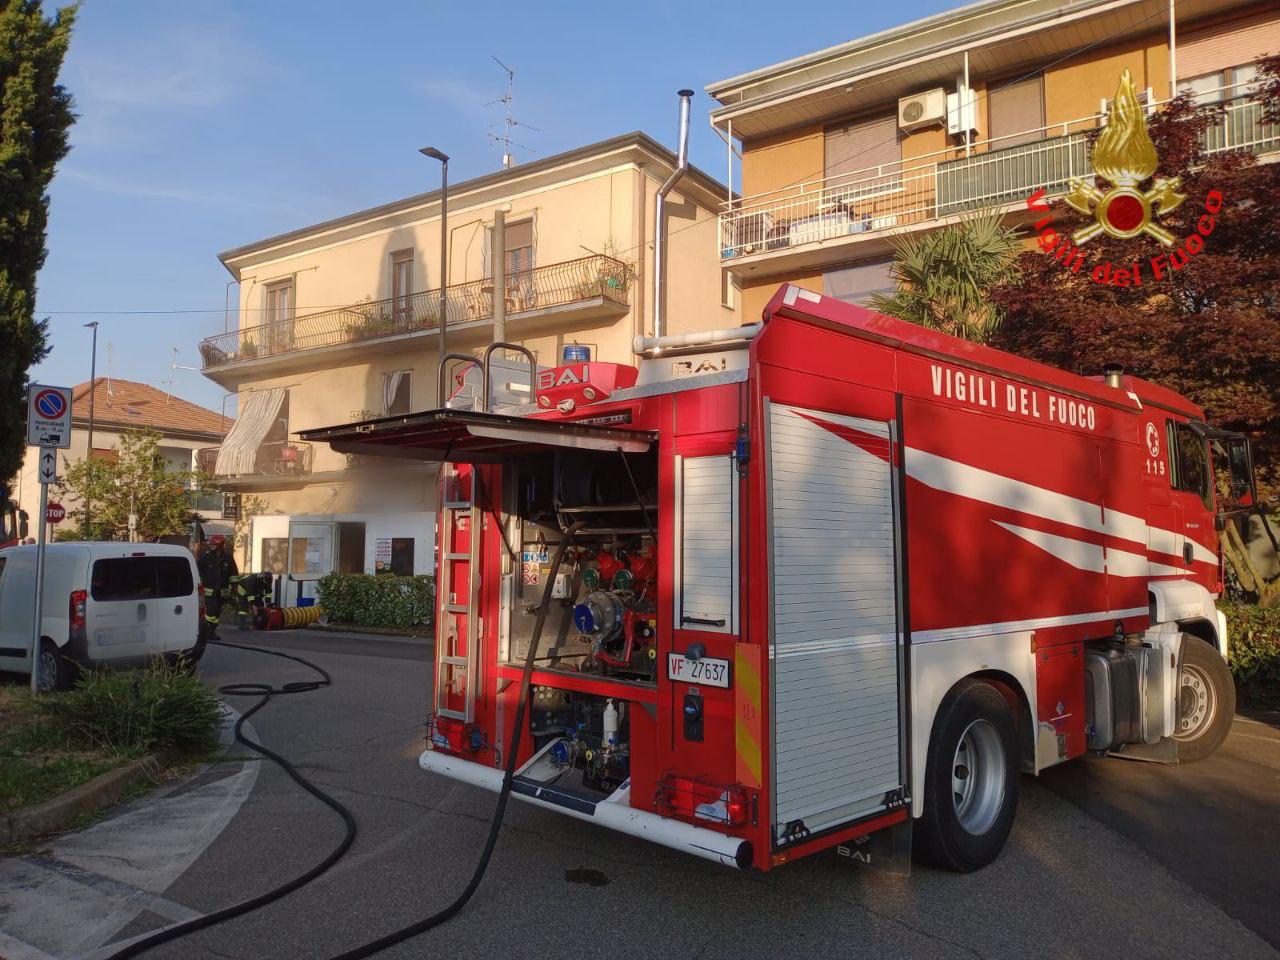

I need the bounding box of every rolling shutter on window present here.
[824,113,900,179]
[1178,9,1280,79]
[988,75,1044,148]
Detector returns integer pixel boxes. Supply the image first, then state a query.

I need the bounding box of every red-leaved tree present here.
[992,57,1280,498]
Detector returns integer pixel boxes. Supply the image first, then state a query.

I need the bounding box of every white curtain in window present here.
[383,370,405,414]
[214,388,287,476]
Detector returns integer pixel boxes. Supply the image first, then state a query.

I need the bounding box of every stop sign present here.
[46,502,65,524]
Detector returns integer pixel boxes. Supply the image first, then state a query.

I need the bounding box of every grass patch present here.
[0,659,223,816]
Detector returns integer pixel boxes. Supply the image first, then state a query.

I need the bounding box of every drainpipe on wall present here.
[1168,0,1178,96]
[492,208,506,344]
[633,162,647,348]
[652,89,693,351]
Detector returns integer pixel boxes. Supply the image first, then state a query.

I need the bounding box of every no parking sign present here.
[26,384,72,448]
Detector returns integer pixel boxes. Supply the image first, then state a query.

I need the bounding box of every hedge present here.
[1221,601,1280,709]
[317,573,435,631]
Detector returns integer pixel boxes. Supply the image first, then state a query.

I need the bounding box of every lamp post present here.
[83,321,99,536]
[419,146,449,397]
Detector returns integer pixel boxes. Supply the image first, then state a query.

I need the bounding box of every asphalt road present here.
[2,628,1277,960]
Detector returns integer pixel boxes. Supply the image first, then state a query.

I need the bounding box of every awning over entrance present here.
[297,408,654,465]
[215,388,287,475]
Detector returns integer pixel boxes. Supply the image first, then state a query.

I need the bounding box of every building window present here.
[720,270,740,310]
[502,219,535,278]
[263,279,295,349]
[1179,71,1224,104]
[391,249,414,322]
[987,74,1044,149]
[823,257,896,306]
[383,370,412,415]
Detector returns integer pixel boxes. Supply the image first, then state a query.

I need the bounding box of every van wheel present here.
[1173,635,1235,763]
[914,680,1019,872]
[37,639,75,692]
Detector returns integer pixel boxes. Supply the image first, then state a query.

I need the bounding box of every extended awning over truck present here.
[297,408,654,465]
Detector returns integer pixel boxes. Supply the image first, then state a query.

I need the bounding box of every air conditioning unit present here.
[1100,86,1154,118]
[897,88,946,132]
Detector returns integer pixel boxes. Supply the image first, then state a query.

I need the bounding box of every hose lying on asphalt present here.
[324,520,585,960]
[109,521,584,959]
[104,639,359,960]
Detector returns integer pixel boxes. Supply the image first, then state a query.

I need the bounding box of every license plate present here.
[667,654,731,688]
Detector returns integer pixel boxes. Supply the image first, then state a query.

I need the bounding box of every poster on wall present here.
[375,537,392,573]
[304,535,330,575]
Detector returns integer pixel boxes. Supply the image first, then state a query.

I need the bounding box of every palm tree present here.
[870,211,1022,344]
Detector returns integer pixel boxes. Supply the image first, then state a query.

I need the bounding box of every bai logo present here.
[536,365,589,390]
[1026,69,1223,286]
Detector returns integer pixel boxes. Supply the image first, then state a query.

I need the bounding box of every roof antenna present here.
[485,56,540,169]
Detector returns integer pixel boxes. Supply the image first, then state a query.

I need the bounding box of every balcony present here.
[199,255,632,383]
[197,440,315,484]
[719,92,1279,276]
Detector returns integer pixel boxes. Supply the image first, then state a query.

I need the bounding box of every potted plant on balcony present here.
[239,338,258,359]
[573,247,636,301]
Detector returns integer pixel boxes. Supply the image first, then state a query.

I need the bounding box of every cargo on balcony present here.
[199,254,632,385]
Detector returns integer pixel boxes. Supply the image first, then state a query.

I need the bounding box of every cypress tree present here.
[0,1,76,487]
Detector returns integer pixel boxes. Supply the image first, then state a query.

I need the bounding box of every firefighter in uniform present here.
[197,535,238,638]
[232,572,251,629]
[252,572,274,630]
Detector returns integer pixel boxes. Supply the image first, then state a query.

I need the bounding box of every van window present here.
[92,558,159,601]
[156,557,194,598]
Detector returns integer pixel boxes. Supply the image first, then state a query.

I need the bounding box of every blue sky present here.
[33,0,951,414]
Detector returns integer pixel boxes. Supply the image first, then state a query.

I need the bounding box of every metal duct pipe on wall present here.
[652,89,693,351]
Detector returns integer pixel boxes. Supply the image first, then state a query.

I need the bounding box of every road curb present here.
[1,750,175,846]
[306,622,433,640]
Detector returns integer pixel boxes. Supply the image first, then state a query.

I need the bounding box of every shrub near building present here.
[317,573,435,631]
[1220,601,1280,709]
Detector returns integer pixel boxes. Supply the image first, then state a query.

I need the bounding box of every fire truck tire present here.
[914,679,1018,872]
[1173,634,1235,762]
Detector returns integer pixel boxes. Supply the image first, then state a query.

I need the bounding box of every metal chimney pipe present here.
[652,89,694,350]
[1103,364,1125,388]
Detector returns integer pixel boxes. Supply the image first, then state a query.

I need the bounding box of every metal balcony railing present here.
[719,90,1278,261]
[197,440,315,479]
[200,254,631,370]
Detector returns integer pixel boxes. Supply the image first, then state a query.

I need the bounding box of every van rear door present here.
[88,555,157,660]
[153,555,198,652]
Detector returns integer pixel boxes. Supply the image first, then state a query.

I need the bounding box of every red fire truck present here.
[303,284,1251,874]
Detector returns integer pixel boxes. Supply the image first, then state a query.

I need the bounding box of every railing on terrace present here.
[196,440,315,479]
[200,254,631,369]
[719,88,1278,260]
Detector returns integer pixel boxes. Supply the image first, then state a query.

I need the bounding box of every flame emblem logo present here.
[1064,70,1185,246]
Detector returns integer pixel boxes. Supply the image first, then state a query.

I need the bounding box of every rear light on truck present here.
[69,589,87,629]
[659,773,755,827]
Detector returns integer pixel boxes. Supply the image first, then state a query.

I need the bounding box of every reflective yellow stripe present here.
[734,643,763,789]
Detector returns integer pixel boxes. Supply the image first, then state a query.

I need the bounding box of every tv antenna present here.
[485,55,539,169]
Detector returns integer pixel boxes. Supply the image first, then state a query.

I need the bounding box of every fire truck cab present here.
[302,285,1246,873]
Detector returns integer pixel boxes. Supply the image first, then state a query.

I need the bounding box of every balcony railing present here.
[197,440,315,480]
[719,90,1278,261]
[200,254,631,370]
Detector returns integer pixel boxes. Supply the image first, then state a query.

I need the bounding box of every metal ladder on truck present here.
[436,466,481,722]
[433,341,539,724]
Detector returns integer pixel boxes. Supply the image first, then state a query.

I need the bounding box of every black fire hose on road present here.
[106,639,359,959]
[325,520,586,960]
[109,521,585,959]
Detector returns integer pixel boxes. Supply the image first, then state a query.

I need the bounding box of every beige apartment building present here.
[200,132,734,596]
[707,0,1280,322]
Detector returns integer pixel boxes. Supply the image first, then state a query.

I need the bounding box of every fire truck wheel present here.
[1173,635,1235,763]
[915,680,1018,872]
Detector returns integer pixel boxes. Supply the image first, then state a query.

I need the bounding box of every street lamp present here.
[83,321,99,536]
[419,146,449,393]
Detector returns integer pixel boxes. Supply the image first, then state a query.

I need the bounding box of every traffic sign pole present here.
[30,471,50,695]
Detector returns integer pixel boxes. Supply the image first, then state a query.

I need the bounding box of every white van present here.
[0,542,203,691]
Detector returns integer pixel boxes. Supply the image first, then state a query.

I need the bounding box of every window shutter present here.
[824,113,900,179]
[988,75,1044,148]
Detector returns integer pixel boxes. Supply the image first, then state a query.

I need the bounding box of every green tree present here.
[58,429,217,541]
[0,2,76,487]
[870,211,1023,344]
